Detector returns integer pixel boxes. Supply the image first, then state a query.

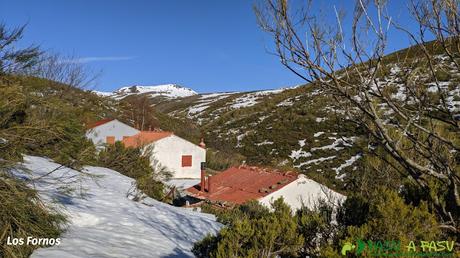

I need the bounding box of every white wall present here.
[258,175,345,211]
[147,135,206,179]
[86,120,139,147]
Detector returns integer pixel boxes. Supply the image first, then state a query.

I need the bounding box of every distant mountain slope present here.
[198,86,364,191]
[146,52,460,192]
[156,87,298,125]
[15,156,220,258]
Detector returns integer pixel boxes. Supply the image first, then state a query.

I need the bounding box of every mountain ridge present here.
[93,83,198,99]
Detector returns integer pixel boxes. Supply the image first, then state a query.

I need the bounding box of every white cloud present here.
[61,56,135,64]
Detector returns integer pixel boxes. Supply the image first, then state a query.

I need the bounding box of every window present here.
[106,136,115,144]
[181,155,192,167]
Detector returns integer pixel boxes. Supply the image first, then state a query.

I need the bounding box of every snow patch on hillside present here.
[334,153,362,176]
[313,132,325,137]
[289,140,312,160]
[199,92,237,99]
[15,156,220,258]
[91,91,115,97]
[186,92,238,121]
[289,149,312,160]
[311,136,356,152]
[255,140,274,146]
[295,156,336,168]
[230,89,284,109]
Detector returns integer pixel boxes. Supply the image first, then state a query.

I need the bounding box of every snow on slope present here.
[91,91,115,97]
[115,84,197,99]
[186,92,237,119]
[230,89,284,109]
[14,156,220,258]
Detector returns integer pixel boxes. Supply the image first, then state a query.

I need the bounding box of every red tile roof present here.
[122,131,173,148]
[86,118,115,129]
[186,166,298,204]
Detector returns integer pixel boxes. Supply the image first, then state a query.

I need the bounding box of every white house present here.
[86,119,206,179]
[122,131,206,179]
[86,119,140,147]
[186,165,345,211]
[257,174,345,211]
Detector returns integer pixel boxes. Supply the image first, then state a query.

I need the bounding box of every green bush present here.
[0,80,98,170]
[434,69,451,81]
[356,189,440,240]
[136,174,168,201]
[337,195,370,227]
[196,189,446,257]
[329,189,442,256]
[193,199,304,258]
[205,148,245,172]
[97,142,152,178]
[296,200,337,257]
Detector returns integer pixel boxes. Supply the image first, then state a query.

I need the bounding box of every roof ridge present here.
[86,118,115,129]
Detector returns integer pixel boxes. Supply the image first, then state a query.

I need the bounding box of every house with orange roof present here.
[122,131,206,179]
[86,119,140,147]
[86,119,206,179]
[186,165,345,210]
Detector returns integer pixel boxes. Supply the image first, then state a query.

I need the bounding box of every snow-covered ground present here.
[14,156,220,258]
[167,179,200,190]
[91,91,115,97]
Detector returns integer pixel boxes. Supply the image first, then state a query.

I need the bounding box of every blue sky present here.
[2,1,416,93]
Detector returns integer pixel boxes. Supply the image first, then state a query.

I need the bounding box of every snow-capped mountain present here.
[117,84,197,98]
[92,84,198,100]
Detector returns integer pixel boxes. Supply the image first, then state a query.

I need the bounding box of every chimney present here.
[207,175,212,193]
[199,138,206,149]
[200,170,206,192]
[200,162,206,192]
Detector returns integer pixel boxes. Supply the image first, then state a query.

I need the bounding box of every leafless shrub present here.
[255,0,459,231]
[0,23,41,75]
[27,53,100,89]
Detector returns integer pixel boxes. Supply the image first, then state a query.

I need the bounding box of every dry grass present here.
[0,173,66,258]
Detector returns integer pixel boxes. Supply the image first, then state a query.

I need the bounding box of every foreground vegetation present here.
[1,0,460,255]
[0,174,65,258]
[189,0,460,256]
[193,188,444,257]
[0,23,172,257]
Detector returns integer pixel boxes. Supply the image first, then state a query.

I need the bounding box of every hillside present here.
[15,156,220,258]
[107,47,460,192]
[158,86,364,191]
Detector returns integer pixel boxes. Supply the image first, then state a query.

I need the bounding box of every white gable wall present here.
[86,120,140,147]
[258,175,345,211]
[147,135,205,179]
